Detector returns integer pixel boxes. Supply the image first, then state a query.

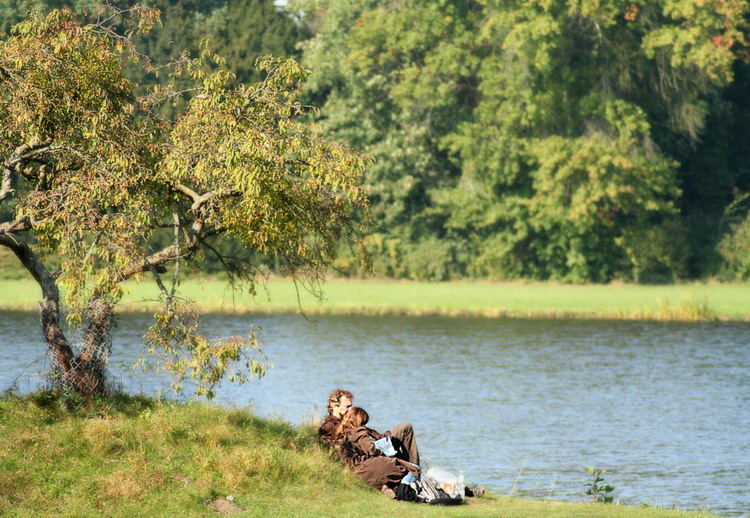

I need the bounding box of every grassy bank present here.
[0,392,717,517]
[1,278,749,321]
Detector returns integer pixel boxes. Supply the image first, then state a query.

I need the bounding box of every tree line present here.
[3,0,750,283]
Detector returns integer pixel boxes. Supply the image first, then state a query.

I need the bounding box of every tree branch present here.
[173,184,241,212]
[118,193,236,282]
[173,183,200,203]
[3,141,64,170]
[0,167,13,203]
[199,237,241,279]
[2,142,72,196]
[0,215,36,234]
[118,241,196,281]
[192,188,241,212]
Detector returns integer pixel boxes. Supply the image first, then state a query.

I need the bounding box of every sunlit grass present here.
[0,392,719,517]
[1,278,749,321]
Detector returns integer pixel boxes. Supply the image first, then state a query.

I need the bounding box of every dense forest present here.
[2,0,750,282]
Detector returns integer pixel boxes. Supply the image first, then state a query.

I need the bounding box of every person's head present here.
[339,406,369,432]
[327,388,353,419]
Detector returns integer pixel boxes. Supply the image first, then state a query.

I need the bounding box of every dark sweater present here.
[318,415,342,447]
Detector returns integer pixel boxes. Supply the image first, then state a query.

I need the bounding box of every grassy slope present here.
[0,393,716,518]
[1,278,749,321]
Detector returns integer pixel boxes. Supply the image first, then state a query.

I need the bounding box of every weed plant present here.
[586,468,616,504]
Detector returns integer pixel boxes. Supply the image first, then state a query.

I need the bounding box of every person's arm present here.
[351,427,381,457]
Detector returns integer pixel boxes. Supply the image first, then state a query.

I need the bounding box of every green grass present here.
[0,392,718,517]
[1,278,750,321]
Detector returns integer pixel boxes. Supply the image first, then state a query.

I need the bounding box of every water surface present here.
[1,310,748,516]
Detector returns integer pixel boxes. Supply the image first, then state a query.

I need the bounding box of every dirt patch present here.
[213,498,242,514]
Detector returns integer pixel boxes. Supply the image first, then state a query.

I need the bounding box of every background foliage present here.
[2,0,750,282]
[299,0,750,282]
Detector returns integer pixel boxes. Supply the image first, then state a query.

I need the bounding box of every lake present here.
[1,310,748,516]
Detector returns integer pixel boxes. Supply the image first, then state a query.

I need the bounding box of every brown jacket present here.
[339,426,418,489]
[341,426,383,463]
[339,426,383,469]
[318,416,342,447]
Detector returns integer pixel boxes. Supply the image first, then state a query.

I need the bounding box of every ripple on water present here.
[1,311,748,516]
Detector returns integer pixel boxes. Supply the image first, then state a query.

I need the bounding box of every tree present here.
[445,0,746,282]
[298,0,481,280]
[298,0,749,282]
[0,6,368,398]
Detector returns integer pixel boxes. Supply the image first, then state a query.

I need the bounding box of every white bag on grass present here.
[405,467,465,505]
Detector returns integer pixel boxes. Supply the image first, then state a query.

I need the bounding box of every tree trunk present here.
[0,234,108,397]
[76,297,113,395]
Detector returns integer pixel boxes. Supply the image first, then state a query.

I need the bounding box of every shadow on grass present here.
[2,387,158,418]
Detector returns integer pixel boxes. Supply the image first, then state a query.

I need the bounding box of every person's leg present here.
[353,457,408,490]
[389,422,420,466]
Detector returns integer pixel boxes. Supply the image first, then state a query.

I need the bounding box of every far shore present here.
[2,278,749,322]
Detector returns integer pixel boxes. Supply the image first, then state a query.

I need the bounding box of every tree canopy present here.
[299,0,750,282]
[0,6,368,397]
[2,0,750,290]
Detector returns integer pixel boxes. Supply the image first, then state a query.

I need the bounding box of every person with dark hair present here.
[318,388,420,466]
[337,406,419,498]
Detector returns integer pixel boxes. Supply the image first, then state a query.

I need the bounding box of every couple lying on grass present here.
[318,388,484,501]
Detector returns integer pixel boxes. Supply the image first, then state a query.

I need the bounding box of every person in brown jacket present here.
[318,388,353,447]
[337,406,419,497]
[318,388,420,466]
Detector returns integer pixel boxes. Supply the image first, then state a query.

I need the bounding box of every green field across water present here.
[1,278,748,321]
